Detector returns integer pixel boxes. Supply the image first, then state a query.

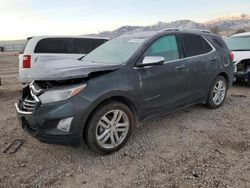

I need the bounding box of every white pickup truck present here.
[225,32,250,86]
[19,36,108,84]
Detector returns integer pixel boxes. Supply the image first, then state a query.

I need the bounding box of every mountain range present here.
[87,13,250,38]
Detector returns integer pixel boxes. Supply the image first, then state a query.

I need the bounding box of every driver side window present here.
[144,35,179,62]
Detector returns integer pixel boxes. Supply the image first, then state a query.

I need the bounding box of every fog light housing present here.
[57,117,73,132]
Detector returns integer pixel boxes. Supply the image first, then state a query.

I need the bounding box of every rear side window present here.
[34,38,71,53]
[213,37,228,49]
[144,35,179,62]
[72,39,107,54]
[182,34,213,57]
[203,39,213,53]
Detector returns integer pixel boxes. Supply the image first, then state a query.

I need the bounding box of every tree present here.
[210,26,220,35]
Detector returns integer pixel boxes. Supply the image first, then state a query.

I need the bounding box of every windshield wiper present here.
[78,55,86,60]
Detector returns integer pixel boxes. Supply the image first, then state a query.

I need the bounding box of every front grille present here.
[22,96,38,113]
[18,82,42,114]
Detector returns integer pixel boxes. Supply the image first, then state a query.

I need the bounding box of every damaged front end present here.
[15,82,41,115]
[15,79,87,114]
[14,59,122,145]
[15,78,93,145]
[234,59,250,86]
[16,57,122,113]
[16,58,122,113]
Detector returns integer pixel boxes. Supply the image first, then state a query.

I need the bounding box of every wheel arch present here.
[239,58,250,64]
[82,94,139,136]
[238,59,250,71]
[205,72,229,104]
[218,72,229,85]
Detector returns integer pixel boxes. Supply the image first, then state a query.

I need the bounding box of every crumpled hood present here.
[30,59,122,81]
[232,51,250,64]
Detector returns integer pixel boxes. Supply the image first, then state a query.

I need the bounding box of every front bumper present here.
[15,95,92,146]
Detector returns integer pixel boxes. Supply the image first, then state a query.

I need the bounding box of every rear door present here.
[137,34,188,115]
[181,33,218,98]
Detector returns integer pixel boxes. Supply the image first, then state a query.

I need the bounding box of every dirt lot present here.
[0,54,249,188]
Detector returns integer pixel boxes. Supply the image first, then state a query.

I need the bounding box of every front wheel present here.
[206,76,228,109]
[84,101,134,154]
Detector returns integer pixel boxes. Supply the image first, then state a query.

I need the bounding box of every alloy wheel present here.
[212,80,226,105]
[96,109,130,149]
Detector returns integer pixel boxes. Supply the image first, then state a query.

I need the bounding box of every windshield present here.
[82,36,147,64]
[225,36,250,51]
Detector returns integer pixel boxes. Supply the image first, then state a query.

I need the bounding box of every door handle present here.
[175,64,185,70]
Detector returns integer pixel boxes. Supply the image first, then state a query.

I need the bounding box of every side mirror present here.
[137,56,165,67]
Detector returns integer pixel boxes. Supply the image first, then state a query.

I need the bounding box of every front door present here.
[136,34,187,116]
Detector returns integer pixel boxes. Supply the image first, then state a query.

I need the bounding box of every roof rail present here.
[182,28,211,33]
[163,28,211,33]
[162,28,180,32]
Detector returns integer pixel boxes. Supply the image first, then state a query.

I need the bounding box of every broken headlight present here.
[38,84,87,104]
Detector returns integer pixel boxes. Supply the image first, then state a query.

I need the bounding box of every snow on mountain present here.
[205,13,250,31]
[205,13,250,24]
[90,20,207,38]
[87,13,250,38]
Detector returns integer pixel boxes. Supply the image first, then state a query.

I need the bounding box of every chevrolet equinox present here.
[16,29,234,154]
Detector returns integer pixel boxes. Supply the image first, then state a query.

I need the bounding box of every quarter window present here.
[203,39,213,53]
[182,34,213,57]
[144,35,179,62]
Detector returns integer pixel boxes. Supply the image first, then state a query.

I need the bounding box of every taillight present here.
[23,55,31,68]
[230,52,234,62]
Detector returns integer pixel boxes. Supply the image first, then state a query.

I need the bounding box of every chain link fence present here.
[0,41,25,52]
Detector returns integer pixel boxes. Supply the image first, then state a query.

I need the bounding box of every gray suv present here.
[16,29,234,154]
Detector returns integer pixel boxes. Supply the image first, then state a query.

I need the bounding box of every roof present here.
[120,31,161,38]
[161,28,211,33]
[230,32,250,37]
[120,28,213,39]
[27,36,109,40]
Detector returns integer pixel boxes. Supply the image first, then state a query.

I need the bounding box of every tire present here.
[206,76,228,109]
[84,101,134,154]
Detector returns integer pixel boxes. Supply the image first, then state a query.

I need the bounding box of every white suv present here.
[225,32,250,86]
[19,36,108,84]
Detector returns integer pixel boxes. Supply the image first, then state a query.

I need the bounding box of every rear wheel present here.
[206,76,227,109]
[84,101,134,154]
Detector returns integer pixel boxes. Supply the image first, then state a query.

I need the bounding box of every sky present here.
[0,0,250,40]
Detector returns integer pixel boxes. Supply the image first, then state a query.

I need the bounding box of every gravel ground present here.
[0,54,250,188]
